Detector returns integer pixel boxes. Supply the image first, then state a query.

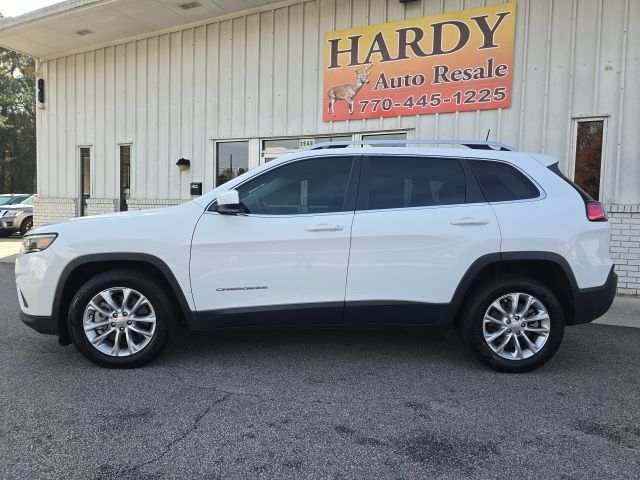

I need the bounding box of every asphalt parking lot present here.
[1,262,639,480]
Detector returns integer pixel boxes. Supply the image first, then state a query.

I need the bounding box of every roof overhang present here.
[0,0,281,59]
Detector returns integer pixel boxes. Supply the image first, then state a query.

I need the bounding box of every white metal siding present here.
[36,0,640,203]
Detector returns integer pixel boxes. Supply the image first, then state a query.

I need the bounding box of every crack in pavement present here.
[114,393,232,477]
[165,369,267,399]
[163,369,348,408]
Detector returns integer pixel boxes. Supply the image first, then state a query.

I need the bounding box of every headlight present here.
[4,210,21,218]
[21,234,57,254]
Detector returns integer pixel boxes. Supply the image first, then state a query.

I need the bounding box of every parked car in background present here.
[0,195,35,237]
[0,194,31,207]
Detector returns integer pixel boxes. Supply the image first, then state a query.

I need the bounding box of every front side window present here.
[235,156,354,215]
[469,160,539,202]
[362,156,466,210]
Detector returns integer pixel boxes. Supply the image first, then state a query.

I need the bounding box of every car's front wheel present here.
[461,276,565,373]
[68,269,177,368]
[20,217,33,236]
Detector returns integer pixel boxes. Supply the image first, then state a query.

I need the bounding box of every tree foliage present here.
[0,14,37,193]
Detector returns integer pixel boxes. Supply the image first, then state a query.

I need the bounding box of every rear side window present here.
[363,156,466,210]
[469,160,539,202]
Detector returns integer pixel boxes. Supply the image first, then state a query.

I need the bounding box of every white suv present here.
[16,141,617,372]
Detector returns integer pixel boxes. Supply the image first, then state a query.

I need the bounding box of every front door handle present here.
[305,224,344,232]
[451,218,489,226]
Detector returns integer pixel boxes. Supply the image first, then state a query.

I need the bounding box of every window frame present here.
[356,154,475,212]
[207,154,362,217]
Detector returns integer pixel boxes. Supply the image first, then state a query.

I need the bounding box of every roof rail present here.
[304,139,517,152]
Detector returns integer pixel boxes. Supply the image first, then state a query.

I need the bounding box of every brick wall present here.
[126,198,186,210]
[86,198,118,216]
[33,198,77,227]
[607,204,640,295]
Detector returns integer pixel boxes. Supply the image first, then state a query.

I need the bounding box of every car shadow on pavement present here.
[164,325,472,366]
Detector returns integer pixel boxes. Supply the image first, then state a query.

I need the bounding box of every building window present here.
[261,136,350,163]
[573,119,605,201]
[259,132,407,164]
[120,145,131,212]
[216,141,249,187]
[79,147,91,216]
[361,132,407,146]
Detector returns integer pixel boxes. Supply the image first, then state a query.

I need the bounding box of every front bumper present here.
[20,312,58,335]
[571,265,617,325]
[1,217,17,230]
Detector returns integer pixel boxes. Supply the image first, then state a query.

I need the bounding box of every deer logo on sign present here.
[327,64,372,116]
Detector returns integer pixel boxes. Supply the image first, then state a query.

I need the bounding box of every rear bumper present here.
[20,312,58,335]
[571,265,617,325]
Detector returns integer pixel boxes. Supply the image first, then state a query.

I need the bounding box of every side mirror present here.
[214,190,242,215]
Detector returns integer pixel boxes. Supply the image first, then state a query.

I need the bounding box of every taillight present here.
[586,201,607,222]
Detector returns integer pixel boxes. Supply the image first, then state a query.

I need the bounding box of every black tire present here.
[67,269,178,368]
[20,217,33,236]
[461,276,565,373]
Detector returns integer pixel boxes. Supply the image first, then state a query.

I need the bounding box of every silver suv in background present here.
[0,195,35,237]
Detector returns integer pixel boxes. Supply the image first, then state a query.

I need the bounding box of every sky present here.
[0,0,65,18]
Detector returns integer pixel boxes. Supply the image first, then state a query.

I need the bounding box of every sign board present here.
[323,3,516,122]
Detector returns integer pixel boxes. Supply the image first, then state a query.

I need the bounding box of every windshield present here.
[20,196,35,205]
[0,197,12,206]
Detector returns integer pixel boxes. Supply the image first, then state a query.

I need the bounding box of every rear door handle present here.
[305,224,344,232]
[451,218,489,226]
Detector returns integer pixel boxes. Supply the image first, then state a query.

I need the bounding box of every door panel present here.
[190,155,359,322]
[345,154,501,323]
[346,204,501,306]
[190,212,354,313]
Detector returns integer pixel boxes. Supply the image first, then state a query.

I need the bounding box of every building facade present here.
[0,0,639,293]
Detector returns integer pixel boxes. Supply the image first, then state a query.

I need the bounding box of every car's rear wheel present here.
[461,276,564,373]
[68,269,177,368]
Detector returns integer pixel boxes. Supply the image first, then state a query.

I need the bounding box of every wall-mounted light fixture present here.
[176,158,191,172]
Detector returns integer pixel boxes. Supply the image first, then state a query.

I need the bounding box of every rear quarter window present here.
[469,160,540,202]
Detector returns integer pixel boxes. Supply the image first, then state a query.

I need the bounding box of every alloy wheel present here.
[482,292,551,360]
[83,287,157,357]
